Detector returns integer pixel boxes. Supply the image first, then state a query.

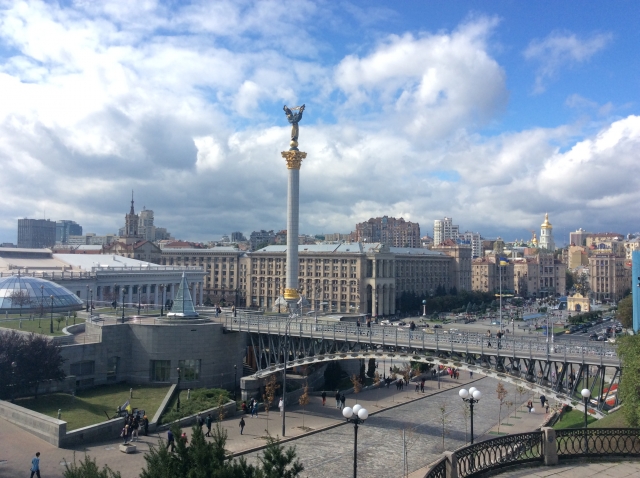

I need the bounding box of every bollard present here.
[187,389,191,400]
[58,409,61,419]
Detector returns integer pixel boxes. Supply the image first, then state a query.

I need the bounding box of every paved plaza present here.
[496,460,640,477]
[1,371,638,478]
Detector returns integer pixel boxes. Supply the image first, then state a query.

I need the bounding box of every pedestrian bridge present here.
[219,312,621,418]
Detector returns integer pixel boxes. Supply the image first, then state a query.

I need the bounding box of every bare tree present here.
[515,384,527,417]
[298,381,310,429]
[438,402,449,452]
[263,375,279,434]
[496,383,508,433]
[350,374,362,404]
[9,289,31,316]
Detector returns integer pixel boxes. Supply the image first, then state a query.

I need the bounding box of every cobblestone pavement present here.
[496,460,640,477]
[240,376,505,478]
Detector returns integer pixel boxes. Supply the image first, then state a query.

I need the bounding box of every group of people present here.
[526,395,550,414]
[120,413,148,444]
[334,390,347,409]
[240,398,260,417]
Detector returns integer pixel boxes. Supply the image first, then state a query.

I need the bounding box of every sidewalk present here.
[0,373,476,478]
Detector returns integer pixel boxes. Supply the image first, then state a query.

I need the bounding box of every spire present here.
[130,190,135,215]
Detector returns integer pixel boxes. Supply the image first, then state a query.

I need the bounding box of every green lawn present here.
[553,409,598,429]
[15,383,170,431]
[589,410,630,428]
[161,388,231,424]
[0,317,85,336]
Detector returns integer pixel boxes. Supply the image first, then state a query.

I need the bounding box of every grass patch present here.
[15,383,170,430]
[553,409,597,430]
[589,410,630,428]
[160,388,231,425]
[489,431,508,436]
[0,317,85,336]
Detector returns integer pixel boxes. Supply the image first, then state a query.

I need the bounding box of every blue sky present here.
[0,0,638,246]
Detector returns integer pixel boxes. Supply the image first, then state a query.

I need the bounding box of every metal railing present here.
[424,456,447,478]
[456,431,543,477]
[221,313,620,363]
[556,428,640,459]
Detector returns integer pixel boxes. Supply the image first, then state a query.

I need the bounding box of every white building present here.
[459,231,482,258]
[433,217,459,246]
[539,213,556,251]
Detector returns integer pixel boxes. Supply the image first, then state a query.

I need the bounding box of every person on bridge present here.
[335,390,341,408]
[321,391,326,406]
[340,393,346,410]
[540,395,546,409]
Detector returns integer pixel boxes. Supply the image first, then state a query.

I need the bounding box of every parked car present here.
[597,335,607,341]
[589,333,598,341]
[433,324,443,329]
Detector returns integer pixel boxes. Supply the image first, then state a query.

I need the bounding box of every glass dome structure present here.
[0,275,84,313]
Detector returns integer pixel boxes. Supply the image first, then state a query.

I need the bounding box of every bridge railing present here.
[423,428,640,478]
[221,313,618,361]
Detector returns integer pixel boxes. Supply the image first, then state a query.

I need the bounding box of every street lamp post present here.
[581,388,591,453]
[459,387,482,444]
[121,288,125,323]
[86,285,90,312]
[176,367,181,411]
[40,285,44,318]
[90,288,93,315]
[137,287,141,315]
[49,295,54,334]
[234,364,237,400]
[343,404,369,478]
[11,361,17,403]
[422,299,427,316]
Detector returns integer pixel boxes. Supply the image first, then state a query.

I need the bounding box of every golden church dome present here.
[541,213,552,229]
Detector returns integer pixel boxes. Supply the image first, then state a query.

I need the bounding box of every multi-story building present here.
[249,230,276,250]
[433,217,459,247]
[459,231,482,258]
[243,242,467,316]
[432,240,472,292]
[567,245,589,270]
[570,228,592,247]
[355,216,421,248]
[231,231,247,242]
[160,247,245,305]
[56,220,83,244]
[589,254,630,303]
[17,218,56,248]
[138,209,155,241]
[324,233,351,242]
[472,256,514,294]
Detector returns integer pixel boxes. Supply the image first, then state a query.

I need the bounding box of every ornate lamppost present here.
[459,387,482,444]
[342,404,369,478]
[90,288,93,315]
[137,286,141,315]
[86,285,90,312]
[233,364,237,400]
[11,361,17,403]
[40,284,44,318]
[160,284,165,316]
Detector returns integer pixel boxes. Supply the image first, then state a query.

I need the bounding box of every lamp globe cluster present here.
[459,386,481,400]
[343,403,368,420]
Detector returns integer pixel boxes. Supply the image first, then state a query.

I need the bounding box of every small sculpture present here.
[283,104,305,149]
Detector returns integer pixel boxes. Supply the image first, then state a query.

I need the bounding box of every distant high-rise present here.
[355,216,421,248]
[433,217,459,246]
[459,231,482,258]
[56,220,83,244]
[231,231,247,242]
[18,219,56,248]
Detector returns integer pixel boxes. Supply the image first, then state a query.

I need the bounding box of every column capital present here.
[281,150,307,170]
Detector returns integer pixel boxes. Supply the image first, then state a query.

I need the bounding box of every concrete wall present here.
[58,321,246,391]
[61,417,125,447]
[157,400,237,431]
[0,400,66,446]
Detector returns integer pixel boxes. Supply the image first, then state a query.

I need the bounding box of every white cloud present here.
[0,3,635,245]
[524,31,612,93]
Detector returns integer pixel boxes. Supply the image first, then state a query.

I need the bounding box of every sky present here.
[0,0,639,246]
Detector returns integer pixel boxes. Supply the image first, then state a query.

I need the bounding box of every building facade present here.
[355,216,421,248]
[17,219,56,248]
[433,217,459,247]
[589,253,630,303]
[56,220,83,244]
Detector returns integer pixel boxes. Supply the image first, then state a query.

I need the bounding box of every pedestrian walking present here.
[249,399,255,417]
[470,371,473,378]
[540,394,546,408]
[131,415,139,441]
[252,400,258,417]
[420,379,425,393]
[30,452,41,478]
[205,413,212,437]
[239,416,246,435]
[335,390,341,408]
[181,432,188,445]
[321,391,326,406]
[121,423,130,444]
[166,429,175,451]
[527,400,533,413]
[340,393,346,410]
[279,398,284,417]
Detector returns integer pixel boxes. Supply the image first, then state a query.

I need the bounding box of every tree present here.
[298,381,310,429]
[565,270,574,291]
[617,295,633,328]
[263,375,279,434]
[63,454,122,478]
[259,434,304,478]
[0,330,66,399]
[438,402,448,452]
[9,289,31,316]
[574,272,590,296]
[496,383,509,433]
[56,315,65,331]
[350,374,362,404]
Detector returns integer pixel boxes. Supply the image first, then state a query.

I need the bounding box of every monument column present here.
[281,104,307,310]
